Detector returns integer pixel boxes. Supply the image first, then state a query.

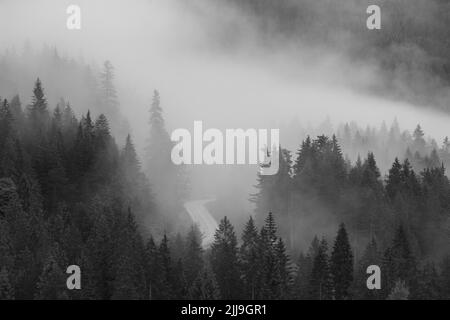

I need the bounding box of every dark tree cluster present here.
[0,79,156,299]
[0,46,129,142]
[146,212,291,300]
[252,133,450,299]
[282,118,449,175]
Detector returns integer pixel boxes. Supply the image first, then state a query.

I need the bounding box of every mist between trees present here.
[1,75,450,299]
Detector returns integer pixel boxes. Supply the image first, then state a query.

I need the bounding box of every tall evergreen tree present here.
[239,216,261,299]
[294,237,319,299]
[210,217,242,299]
[158,234,175,299]
[308,238,332,300]
[330,223,353,300]
[183,225,204,289]
[144,90,187,226]
[189,262,220,300]
[28,78,49,133]
[382,225,417,298]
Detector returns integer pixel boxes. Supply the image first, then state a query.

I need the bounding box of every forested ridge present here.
[1,77,450,299]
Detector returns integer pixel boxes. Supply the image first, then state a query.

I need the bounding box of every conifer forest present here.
[1,0,450,301]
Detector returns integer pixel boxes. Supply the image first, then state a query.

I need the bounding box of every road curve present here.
[184,199,218,248]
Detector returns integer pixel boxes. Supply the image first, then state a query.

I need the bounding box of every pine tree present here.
[293,136,313,184]
[263,212,277,246]
[112,211,146,300]
[386,158,402,200]
[144,90,187,221]
[183,225,204,288]
[9,95,24,132]
[159,234,175,299]
[189,262,220,300]
[412,124,426,153]
[356,153,387,238]
[239,216,261,299]
[145,90,172,184]
[308,238,332,300]
[121,134,140,177]
[442,136,450,154]
[362,152,381,185]
[251,147,292,244]
[83,207,115,299]
[210,216,242,299]
[294,237,319,299]
[330,223,353,299]
[145,236,164,300]
[274,237,290,299]
[382,225,417,298]
[94,114,111,146]
[99,61,119,122]
[28,78,49,134]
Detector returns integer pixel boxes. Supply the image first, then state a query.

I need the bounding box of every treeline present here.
[109,212,450,300]
[283,118,450,174]
[336,121,449,175]
[297,223,450,300]
[253,133,450,257]
[0,45,129,141]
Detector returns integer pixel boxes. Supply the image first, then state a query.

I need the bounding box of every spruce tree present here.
[145,236,165,300]
[158,234,175,299]
[386,158,402,200]
[308,238,332,300]
[382,225,417,298]
[189,262,220,300]
[210,216,242,299]
[239,216,261,299]
[28,78,49,132]
[330,223,353,300]
[144,90,187,221]
[274,237,290,299]
[294,237,319,299]
[183,225,204,288]
[99,60,129,138]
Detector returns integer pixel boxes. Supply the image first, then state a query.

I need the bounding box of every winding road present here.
[184,199,218,248]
